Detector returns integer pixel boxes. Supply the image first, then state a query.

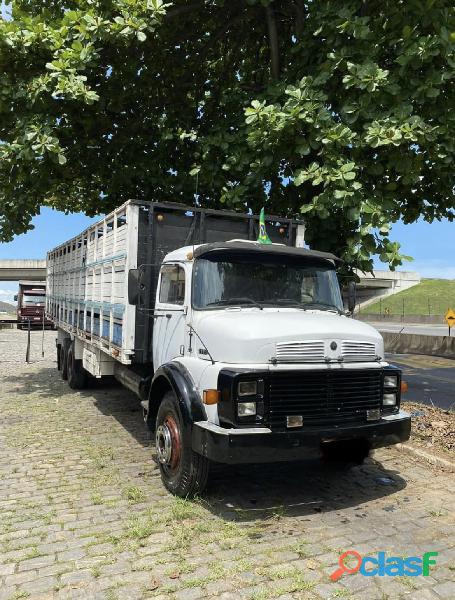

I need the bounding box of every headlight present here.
[384,374,398,388]
[237,401,257,417]
[383,393,397,406]
[238,381,257,397]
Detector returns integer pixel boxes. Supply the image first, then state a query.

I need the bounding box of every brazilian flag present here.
[257,208,272,244]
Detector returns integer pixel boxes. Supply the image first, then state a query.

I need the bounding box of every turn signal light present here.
[401,381,409,394]
[203,390,220,405]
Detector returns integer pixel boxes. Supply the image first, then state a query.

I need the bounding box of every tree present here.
[1,0,454,271]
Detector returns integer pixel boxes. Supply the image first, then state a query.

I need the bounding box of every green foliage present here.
[1,0,454,271]
[365,279,455,315]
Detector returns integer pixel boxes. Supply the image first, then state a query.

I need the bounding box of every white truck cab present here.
[47,202,410,497]
[149,240,410,496]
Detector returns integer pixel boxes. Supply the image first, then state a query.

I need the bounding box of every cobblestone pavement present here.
[0,329,454,600]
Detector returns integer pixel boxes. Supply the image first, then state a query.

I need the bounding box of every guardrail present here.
[357,314,444,325]
[382,331,455,359]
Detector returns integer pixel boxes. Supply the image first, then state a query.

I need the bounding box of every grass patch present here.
[25,546,42,559]
[332,589,355,598]
[245,571,315,600]
[10,592,30,600]
[122,486,146,504]
[428,508,446,517]
[91,492,104,505]
[170,497,204,521]
[124,511,163,542]
[364,278,455,316]
[86,445,115,469]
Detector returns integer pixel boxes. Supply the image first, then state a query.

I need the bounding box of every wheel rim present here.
[156,415,181,472]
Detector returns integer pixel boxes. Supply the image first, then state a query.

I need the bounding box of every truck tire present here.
[67,342,87,390]
[57,344,62,371]
[60,339,71,380]
[155,391,209,497]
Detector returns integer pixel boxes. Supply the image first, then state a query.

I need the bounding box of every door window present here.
[159,264,185,305]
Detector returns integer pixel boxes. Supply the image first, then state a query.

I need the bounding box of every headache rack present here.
[46,200,303,365]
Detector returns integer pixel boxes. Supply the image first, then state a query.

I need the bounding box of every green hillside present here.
[364,279,455,316]
[0,301,15,314]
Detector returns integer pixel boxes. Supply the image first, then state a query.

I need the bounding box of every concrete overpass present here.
[0,259,46,281]
[356,270,421,309]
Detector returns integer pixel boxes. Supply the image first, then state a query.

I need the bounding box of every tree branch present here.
[294,0,305,38]
[265,3,280,81]
[165,4,202,19]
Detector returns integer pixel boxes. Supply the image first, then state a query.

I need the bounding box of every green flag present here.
[257,208,272,244]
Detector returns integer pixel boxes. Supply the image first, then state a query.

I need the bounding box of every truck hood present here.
[192,309,384,364]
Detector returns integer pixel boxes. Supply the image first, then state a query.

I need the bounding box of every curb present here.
[394,443,455,472]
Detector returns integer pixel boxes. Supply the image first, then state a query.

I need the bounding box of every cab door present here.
[153,263,187,368]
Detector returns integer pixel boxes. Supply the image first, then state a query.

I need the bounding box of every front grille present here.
[341,341,377,361]
[275,340,325,363]
[267,369,382,429]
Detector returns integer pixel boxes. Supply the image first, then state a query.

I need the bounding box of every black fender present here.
[147,362,207,433]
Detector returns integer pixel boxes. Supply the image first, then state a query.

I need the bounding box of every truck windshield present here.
[192,255,343,312]
[23,295,45,306]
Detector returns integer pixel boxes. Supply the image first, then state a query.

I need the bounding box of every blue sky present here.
[1,2,10,19]
[0,208,453,304]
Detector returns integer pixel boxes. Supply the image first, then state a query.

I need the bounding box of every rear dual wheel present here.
[67,343,88,390]
[58,339,88,389]
[155,392,209,497]
[59,340,71,380]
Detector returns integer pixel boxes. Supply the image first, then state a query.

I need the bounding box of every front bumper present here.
[192,411,411,464]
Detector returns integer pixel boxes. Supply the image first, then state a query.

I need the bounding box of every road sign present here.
[445,309,455,336]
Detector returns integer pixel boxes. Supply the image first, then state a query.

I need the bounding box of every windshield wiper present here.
[273,299,308,310]
[302,302,343,315]
[206,297,264,310]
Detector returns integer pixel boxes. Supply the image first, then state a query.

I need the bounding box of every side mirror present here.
[13,295,18,302]
[347,280,357,314]
[129,265,155,307]
[128,269,139,305]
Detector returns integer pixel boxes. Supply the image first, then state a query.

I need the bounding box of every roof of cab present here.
[193,240,341,265]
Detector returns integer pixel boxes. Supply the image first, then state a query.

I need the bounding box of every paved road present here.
[387,353,455,411]
[369,322,451,337]
[1,329,454,600]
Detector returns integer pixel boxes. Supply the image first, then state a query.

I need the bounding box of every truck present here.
[46,200,411,497]
[15,281,53,329]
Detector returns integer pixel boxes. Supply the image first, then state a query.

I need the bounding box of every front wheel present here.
[155,392,209,497]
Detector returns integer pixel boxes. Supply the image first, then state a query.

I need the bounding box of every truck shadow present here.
[203,458,407,521]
